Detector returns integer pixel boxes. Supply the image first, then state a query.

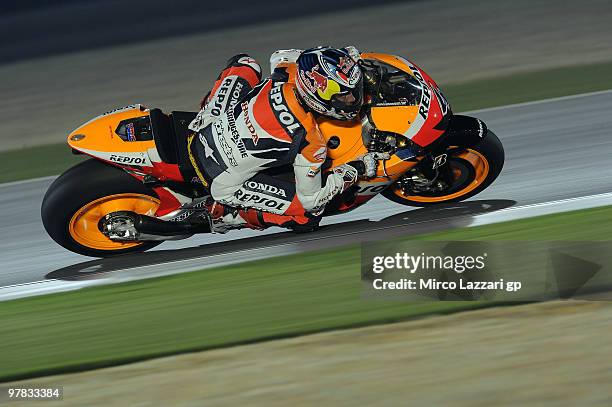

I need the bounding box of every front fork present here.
[396,147,458,195]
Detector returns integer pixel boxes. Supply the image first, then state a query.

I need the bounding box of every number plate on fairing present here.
[356,180,394,196]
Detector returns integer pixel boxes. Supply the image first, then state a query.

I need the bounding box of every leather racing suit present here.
[187,54,361,231]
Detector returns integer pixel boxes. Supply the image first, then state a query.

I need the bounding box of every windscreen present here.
[367,60,424,106]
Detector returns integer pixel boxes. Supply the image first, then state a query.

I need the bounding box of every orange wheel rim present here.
[393,148,490,203]
[69,193,160,251]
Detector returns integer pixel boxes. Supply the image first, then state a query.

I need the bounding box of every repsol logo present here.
[109,154,146,165]
[407,63,431,120]
[269,81,302,135]
[234,189,286,211]
[211,78,244,116]
[244,180,287,198]
[419,84,431,120]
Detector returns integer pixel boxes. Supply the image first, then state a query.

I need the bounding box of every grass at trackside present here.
[1,205,611,382]
[0,144,84,184]
[2,60,612,183]
[442,59,612,112]
[425,204,612,241]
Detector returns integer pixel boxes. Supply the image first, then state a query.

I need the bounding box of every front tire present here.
[41,159,162,257]
[382,130,504,207]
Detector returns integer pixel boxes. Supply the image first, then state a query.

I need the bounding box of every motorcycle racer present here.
[188,46,380,233]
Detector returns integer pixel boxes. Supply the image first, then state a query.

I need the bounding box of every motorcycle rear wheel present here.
[41,159,163,257]
[382,131,504,207]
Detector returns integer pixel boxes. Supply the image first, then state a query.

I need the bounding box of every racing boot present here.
[204,202,321,234]
[257,211,322,233]
[205,202,266,234]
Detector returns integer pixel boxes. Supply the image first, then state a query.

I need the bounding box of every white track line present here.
[462,88,612,115]
[0,175,57,188]
[471,192,612,226]
[0,191,610,302]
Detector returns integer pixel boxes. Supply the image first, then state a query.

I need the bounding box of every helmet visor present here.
[330,78,364,114]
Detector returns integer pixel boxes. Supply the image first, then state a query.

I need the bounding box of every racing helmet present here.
[295,46,364,120]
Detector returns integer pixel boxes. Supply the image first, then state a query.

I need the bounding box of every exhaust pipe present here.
[100,211,210,241]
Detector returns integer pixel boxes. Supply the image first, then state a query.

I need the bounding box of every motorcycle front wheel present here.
[382,130,505,207]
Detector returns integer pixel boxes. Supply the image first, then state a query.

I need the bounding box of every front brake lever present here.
[370,151,391,179]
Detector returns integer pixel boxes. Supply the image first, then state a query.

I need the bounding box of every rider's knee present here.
[295,192,318,213]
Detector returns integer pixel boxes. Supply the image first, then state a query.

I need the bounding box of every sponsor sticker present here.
[432,153,447,169]
[211,78,232,117]
[211,122,237,167]
[477,119,485,137]
[244,180,288,198]
[226,109,248,159]
[109,153,147,165]
[307,165,320,177]
[270,81,304,135]
[102,104,139,116]
[126,122,136,141]
[306,64,328,92]
[357,183,390,195]
[241,102,259,146]
[338,57,354,76]
[200,131,223,165]
[234,189,287,212]
[433,86,450,116]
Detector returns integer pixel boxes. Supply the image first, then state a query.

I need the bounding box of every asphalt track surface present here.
[1,90,611,290]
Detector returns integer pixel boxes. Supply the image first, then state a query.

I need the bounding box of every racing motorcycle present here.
[42,53,504,257]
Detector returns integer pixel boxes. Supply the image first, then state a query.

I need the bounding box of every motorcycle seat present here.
[171,111,198,183]
[149,109,199,184]
[149,108,177,164]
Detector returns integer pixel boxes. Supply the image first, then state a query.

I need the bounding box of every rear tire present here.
[382,131,504,207]
[41,159,162,257]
